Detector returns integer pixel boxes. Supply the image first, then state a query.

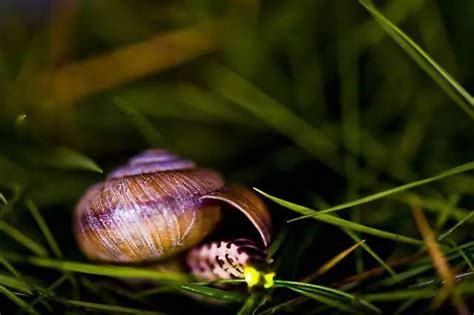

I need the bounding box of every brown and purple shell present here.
[73,149,271,264]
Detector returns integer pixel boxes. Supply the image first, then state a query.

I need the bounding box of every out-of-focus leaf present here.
[360,0,474,119]
[33,146,103,173]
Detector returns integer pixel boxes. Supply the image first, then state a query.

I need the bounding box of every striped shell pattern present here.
[73,149,271,281]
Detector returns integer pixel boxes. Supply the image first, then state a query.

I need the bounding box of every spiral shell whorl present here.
[107,149,196,179]
[74,150,225,263]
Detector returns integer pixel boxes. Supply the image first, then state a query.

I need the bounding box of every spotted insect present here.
[187,238,275,288]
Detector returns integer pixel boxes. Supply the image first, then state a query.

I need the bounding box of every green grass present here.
[0,0,473,313]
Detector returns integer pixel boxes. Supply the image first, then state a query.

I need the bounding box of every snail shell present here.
[73,149,271,264]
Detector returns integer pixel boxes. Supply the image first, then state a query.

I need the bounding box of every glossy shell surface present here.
[74,150,224,262]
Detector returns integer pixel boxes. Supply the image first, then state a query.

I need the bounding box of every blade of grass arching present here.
[287,161,474,221]
[255,189,423,246]
[5,255,190,283]
[301,240,365,283]
[283,286,356,313]
[0,221,48,256]
[275,280,380,314]
[25,199,62,258]
[438,211,474,241]
[53,298,165,315]
[344,229,399,280]
[116,98,164,147]
[0,284,38,314]
[411,201,465,311]
[274,280,379,313]
[237,293,267,315]
[47,21,218,103]
[359,0,474,119]
[0,273,32,294]
[206,64,340,173]
[178,284,244,303]
[36,146,103,173]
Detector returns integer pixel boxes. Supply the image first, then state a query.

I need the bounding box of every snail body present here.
[74,149,272,284]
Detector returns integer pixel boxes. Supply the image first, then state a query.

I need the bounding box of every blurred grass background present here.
[0,0,473,313]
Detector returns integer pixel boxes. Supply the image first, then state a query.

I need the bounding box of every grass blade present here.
[0,221,48,256]
[438,211,474,241]
[237,293,266,315]
[0,273,32,294]
[286,161,474,220]
[284,286,356,313]
[275,280,380,314]
[255,189,423,246]
[54,298,165,314]
[25,198,63,258]
[302,240,365,282]
[359,0,474,119]
[0,284,38,314]
[411,202,458,309]
[5,255,190,283]
[206,64,340,172]
[39,146,103,173]
[344,229,398,280]
[179,284,244,303]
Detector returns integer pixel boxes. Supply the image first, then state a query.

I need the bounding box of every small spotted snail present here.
[73,149,274,288]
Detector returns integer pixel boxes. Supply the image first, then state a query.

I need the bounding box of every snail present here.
[73,149,274,288]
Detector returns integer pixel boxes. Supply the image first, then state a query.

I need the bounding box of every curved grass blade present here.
[0,284,38,314]
[0,221,48,256]
[38,146,103,173]
[284,286,356,313]
[53,298,165,315]
[206,64,340,172]
[255,189,423,246]
[286,161,474,221]
[179,284,244,303]
[5,256,190,283]
[359,0,474,119]
[275,280,380,314]
[0,273,32,294]
[364,288,435,302]
[25,199,63,258]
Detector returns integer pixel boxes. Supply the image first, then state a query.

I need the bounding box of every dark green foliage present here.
[0,0,473,313]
